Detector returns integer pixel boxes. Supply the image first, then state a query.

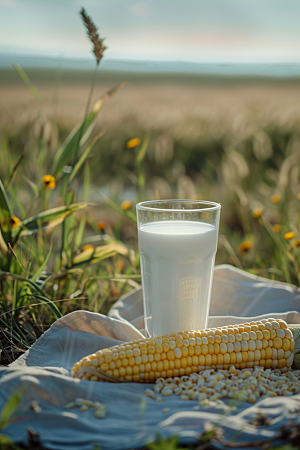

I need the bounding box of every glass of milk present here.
[136,200,221,337]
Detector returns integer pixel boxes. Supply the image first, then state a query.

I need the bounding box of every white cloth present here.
[2,265,300,449]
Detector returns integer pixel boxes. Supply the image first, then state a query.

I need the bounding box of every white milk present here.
[138,220,218,336]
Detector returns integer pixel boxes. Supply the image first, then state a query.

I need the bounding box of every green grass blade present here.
[23,176,39,199]
[0,178,12,247]
[136,134,150,165]
[0,392,21,430]
[52,98,104,177]
[13,64,40,105]
[0,271,61,318]
[61,190,75,266]
[8,186,26,220]
[101,194,137,223]
[31,243,52,283]
[136,134,150,196]
[68,131,104,184]
[74,216,86,249]
[83,161,90,202]
[14,203,87,236]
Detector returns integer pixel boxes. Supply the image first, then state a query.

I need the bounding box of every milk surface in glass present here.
[138,220,218,337]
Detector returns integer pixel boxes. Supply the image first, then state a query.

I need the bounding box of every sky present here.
[1,0,300,63]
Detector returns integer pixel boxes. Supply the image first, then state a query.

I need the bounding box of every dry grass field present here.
[1,71,300,138]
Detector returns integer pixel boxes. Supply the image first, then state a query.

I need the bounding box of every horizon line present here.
[1,50,300,65]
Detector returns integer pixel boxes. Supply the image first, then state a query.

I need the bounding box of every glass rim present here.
[136,199,221,213]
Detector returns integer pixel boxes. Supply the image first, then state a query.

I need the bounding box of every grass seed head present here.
[80,8,107,66]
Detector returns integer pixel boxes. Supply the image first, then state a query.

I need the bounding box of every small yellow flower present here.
[82,244,94,252]
[297,193,300,201]
[270,194,282,204]
[42,174,56,190]
[284,231,295,240]
[293,239,300,247]
[121,200,132,210]
[273,224,282,233]
[239,241,253,254]
[252,208,263,219]
[97,221,106,231]
[126,138,141,149]
[10,216,20,228]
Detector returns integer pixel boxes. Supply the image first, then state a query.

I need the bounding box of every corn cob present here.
[72,318,296,383]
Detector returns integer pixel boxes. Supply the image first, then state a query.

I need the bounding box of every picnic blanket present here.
[2,264,300,450]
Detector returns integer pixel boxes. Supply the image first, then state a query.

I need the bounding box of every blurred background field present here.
[1,0,300,364]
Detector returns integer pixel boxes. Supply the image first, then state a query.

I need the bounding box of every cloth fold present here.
[2,264,300,450]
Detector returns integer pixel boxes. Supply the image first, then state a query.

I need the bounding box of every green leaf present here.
[0,178,12,247]
[52,98,104,177]
[24,176,39,198]
[136,134,150,190]
[13,203,87,236]
[101,195,137,223]
[0,434,13,444]
[74,216,86,249]
[83,161,90,202]
[0,392,21,430]
[61,190,75,266]
[13,64,40,105]
[8,186,26,220]
[68,131,104,184]
[136,134,150,165]
[31,243,52,283]
[0,271,61,318]
[147,436,185,450]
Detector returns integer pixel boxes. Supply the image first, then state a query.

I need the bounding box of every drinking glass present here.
[136,200,221,337]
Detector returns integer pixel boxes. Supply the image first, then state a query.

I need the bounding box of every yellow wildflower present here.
[82,244,94,252]
[284,231,295,240]
[239,241,253,254]
[297,193,300,201]
[293,239,300,247]
[97,221,106,231]
[42,174,56,190]
[126,138,141,149]
[273,224,282,233]
[121,200,132,211]
[10,216,20,228]
[270,194,282,204]
[252,208,263,219]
